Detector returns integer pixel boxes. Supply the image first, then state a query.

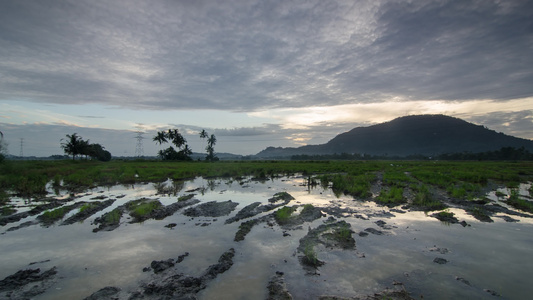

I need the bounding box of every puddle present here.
[0,177,532,299]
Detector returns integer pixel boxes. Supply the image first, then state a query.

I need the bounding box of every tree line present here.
[61,133,112,161]
[153,128,218,161]
[290,147,533,161]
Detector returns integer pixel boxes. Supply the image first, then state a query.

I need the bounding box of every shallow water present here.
[1,176,532,299]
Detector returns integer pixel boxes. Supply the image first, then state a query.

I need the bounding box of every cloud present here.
[0,0,531,113]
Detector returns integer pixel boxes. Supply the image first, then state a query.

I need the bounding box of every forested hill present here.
[256,115,533,158]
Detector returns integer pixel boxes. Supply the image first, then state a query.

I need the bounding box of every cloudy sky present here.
[1,0,532,157]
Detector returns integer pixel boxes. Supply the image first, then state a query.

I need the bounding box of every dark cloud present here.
[1,0,531,112]
[464,110,533,140]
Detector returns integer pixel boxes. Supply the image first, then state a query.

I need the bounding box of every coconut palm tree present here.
[200,129,208,139]
[153,131,167,145]
[61,133,83,160]
[153,129,191,161]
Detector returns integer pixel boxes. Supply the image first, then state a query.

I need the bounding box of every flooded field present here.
[1,175,532,299]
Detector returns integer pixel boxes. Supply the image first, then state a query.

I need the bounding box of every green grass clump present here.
[300,204,315,215]
[302,243,319,267]
[447,183,482,200]
[1,206,16,216]
[334,225,352,241]
[377,186,405,205]
[436,210,454,218]
[506,189,533,213]
[330,173,373,198]
[275,206,296,224]
[104,208,122,224]
[178,194,195,202]
[129,201,162,219]
[412,185,445,211]
[41,207,69,222]
[382,171,414,187]
[469,206,493,222]
[79,203,98,213]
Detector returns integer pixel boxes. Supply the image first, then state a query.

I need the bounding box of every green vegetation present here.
[469,207,493,222]
[40,207,69,222]
[79,203,98,213]
[104,208,122,224]
[333,224,352,242]
[300,204,315,215]
[506,189,533,213]
[436,209,454,219]
[127,200,162,220]
[412,184,445,211]
[1,160,532,207]
[178,194,195,202]
[1,206,16,216]
[302,243,319,267]
[274,206,296,224]
[324,172,374,198]
[377,186,405,205]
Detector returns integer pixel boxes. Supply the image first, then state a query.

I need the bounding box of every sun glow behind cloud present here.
[250,98,533,131]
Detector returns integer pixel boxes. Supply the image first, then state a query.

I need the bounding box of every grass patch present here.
[334,224,352,241]
[274,206,296,225]
[377,186,405,205]
[129,201,162,220]
[1,206,16,216]
[79,203,98,213]
[302,243,320,268]
[104,208,122,224]
[1,160,532,199]
[300,204,315,215]
[436,209,454,219]
[506,189,533,213]
[469,207,493,222]
[40,207,69,222]
[412,184,445,211]
[178,194,195,202]
[328,173,373,198]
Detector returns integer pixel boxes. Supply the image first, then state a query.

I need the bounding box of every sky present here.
[1,0,532,157]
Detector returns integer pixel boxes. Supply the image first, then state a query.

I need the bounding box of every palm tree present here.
[207,134,217,147]
[200,129,208,139]
[153,131,167,145]
[61,133,83,160]
[153,129,191,161]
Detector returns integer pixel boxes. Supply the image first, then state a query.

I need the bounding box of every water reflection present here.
[0,177,532,299]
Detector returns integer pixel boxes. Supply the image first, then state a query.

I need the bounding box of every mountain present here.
[256,115,533,158]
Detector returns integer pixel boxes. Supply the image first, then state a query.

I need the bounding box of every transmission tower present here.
[19,138,24,157]
[134,126,145,158]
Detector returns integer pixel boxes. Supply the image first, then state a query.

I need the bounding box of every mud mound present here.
[183,200,239,217]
